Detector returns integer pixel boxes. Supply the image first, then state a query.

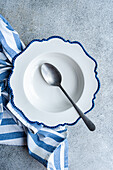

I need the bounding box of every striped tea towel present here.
[0,14,68,170]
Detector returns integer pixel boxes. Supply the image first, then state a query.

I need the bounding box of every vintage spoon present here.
[41,63,96,131]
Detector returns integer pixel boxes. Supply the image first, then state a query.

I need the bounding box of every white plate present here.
[9,37,99,127]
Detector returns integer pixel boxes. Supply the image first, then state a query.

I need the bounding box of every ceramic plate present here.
[9,36,100,127]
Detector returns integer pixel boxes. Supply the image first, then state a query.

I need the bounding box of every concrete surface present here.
[0,0,113,169]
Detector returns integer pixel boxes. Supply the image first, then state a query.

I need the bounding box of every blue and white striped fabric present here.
[0,14,68,170]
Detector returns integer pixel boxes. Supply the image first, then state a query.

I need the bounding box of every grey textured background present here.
[0,0,113,170]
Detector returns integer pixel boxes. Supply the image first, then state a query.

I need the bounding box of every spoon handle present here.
[59,85,96,131]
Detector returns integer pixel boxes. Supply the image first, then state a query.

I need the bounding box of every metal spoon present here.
[41,63,96,131]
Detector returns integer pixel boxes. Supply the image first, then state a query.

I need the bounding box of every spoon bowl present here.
[41,63,62,86]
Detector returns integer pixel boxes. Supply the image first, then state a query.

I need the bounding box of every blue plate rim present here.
[8,36,100,128]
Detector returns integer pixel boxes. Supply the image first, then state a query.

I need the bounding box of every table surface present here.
[0,0,113,169]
